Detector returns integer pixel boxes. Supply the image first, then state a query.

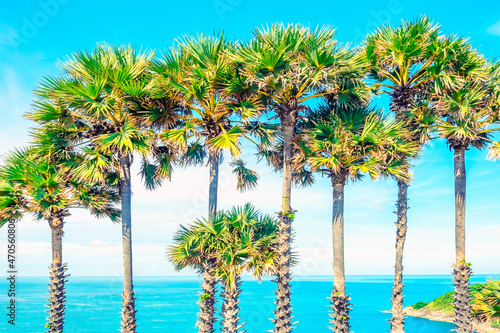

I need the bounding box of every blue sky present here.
[0,0,499,277]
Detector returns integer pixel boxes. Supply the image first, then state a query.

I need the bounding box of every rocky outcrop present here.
[404,306,500,333]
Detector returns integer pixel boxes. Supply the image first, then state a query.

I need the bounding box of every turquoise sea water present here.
[3,275,492,332]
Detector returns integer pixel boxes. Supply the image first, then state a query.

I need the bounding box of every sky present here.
[0,0,499,277]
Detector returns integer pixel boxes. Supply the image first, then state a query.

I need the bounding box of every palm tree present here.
[216,204,279,333]
[168,204,278,333]
[233,24,360,332]
[299,104,417,332]
[0,149,119,333]
[361,16,463,332]
[435,57,500,332]
[25,44,174,333]
[168,212,227,333]
[150,33,260,332]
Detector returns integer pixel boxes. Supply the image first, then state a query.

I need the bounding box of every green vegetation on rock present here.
[412,302,429,310]
[412,283,485,313]
[412,278,500,328]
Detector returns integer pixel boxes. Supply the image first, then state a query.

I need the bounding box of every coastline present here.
[403,307,500,333]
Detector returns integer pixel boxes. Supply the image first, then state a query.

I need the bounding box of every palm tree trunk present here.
[329,176,351,333]
[208,151,220,217]
[197,259,217,333]
[119,154,137,333]
[390,179,408,333]
[272,122,294,333]
[201,150,220,333]
[389,94,412,333]
[221,274,245,333]
[46,216,68,333]
[452,146,473,333]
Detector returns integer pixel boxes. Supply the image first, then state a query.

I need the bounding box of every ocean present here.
[3,274,492,332]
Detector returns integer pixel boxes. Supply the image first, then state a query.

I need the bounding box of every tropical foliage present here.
[473,278,500,325]
[168,204,279,333]
[233,23,367,332]
[412,279,500,327]
[360,16,483,333]
[0,148,119,333]
[25,44,174,333]
[149,34,263,331]
[0,16,498,333]
[298,102,418,332]
[432,44,500,333]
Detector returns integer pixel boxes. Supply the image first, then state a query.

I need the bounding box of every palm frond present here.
[230,160,259,192]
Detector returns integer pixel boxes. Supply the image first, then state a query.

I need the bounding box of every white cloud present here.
[3,151,498,277]
[487,20,500,36]
[1,141,499,277]
[88,239,115,247]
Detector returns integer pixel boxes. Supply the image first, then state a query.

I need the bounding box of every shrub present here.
[471,277,500,323]
[412,283,487,313]
[413,302,429,310]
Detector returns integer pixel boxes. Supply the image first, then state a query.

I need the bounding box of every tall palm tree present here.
[435,58,500,332]
[150,33,260,333]
[299,104,417,332]
[25,44,174,333]
[256,77,369,330]
[0,149,119,333]
[233,24,360,332]
[362,16,463,332]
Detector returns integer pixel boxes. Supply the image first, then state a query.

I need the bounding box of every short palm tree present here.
[25,44,174,333]
[0,149,119,333]
[300,104,418,332]
[169,212,226,333]
[362,16,463,332]
[435,57,500,332]
[216,205,279,333]
[233,24,362,332]
[150,34,260,333]
[168,204,279,333]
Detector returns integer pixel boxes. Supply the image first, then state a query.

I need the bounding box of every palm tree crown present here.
[150,33,260,214]
[25,44,175,333]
